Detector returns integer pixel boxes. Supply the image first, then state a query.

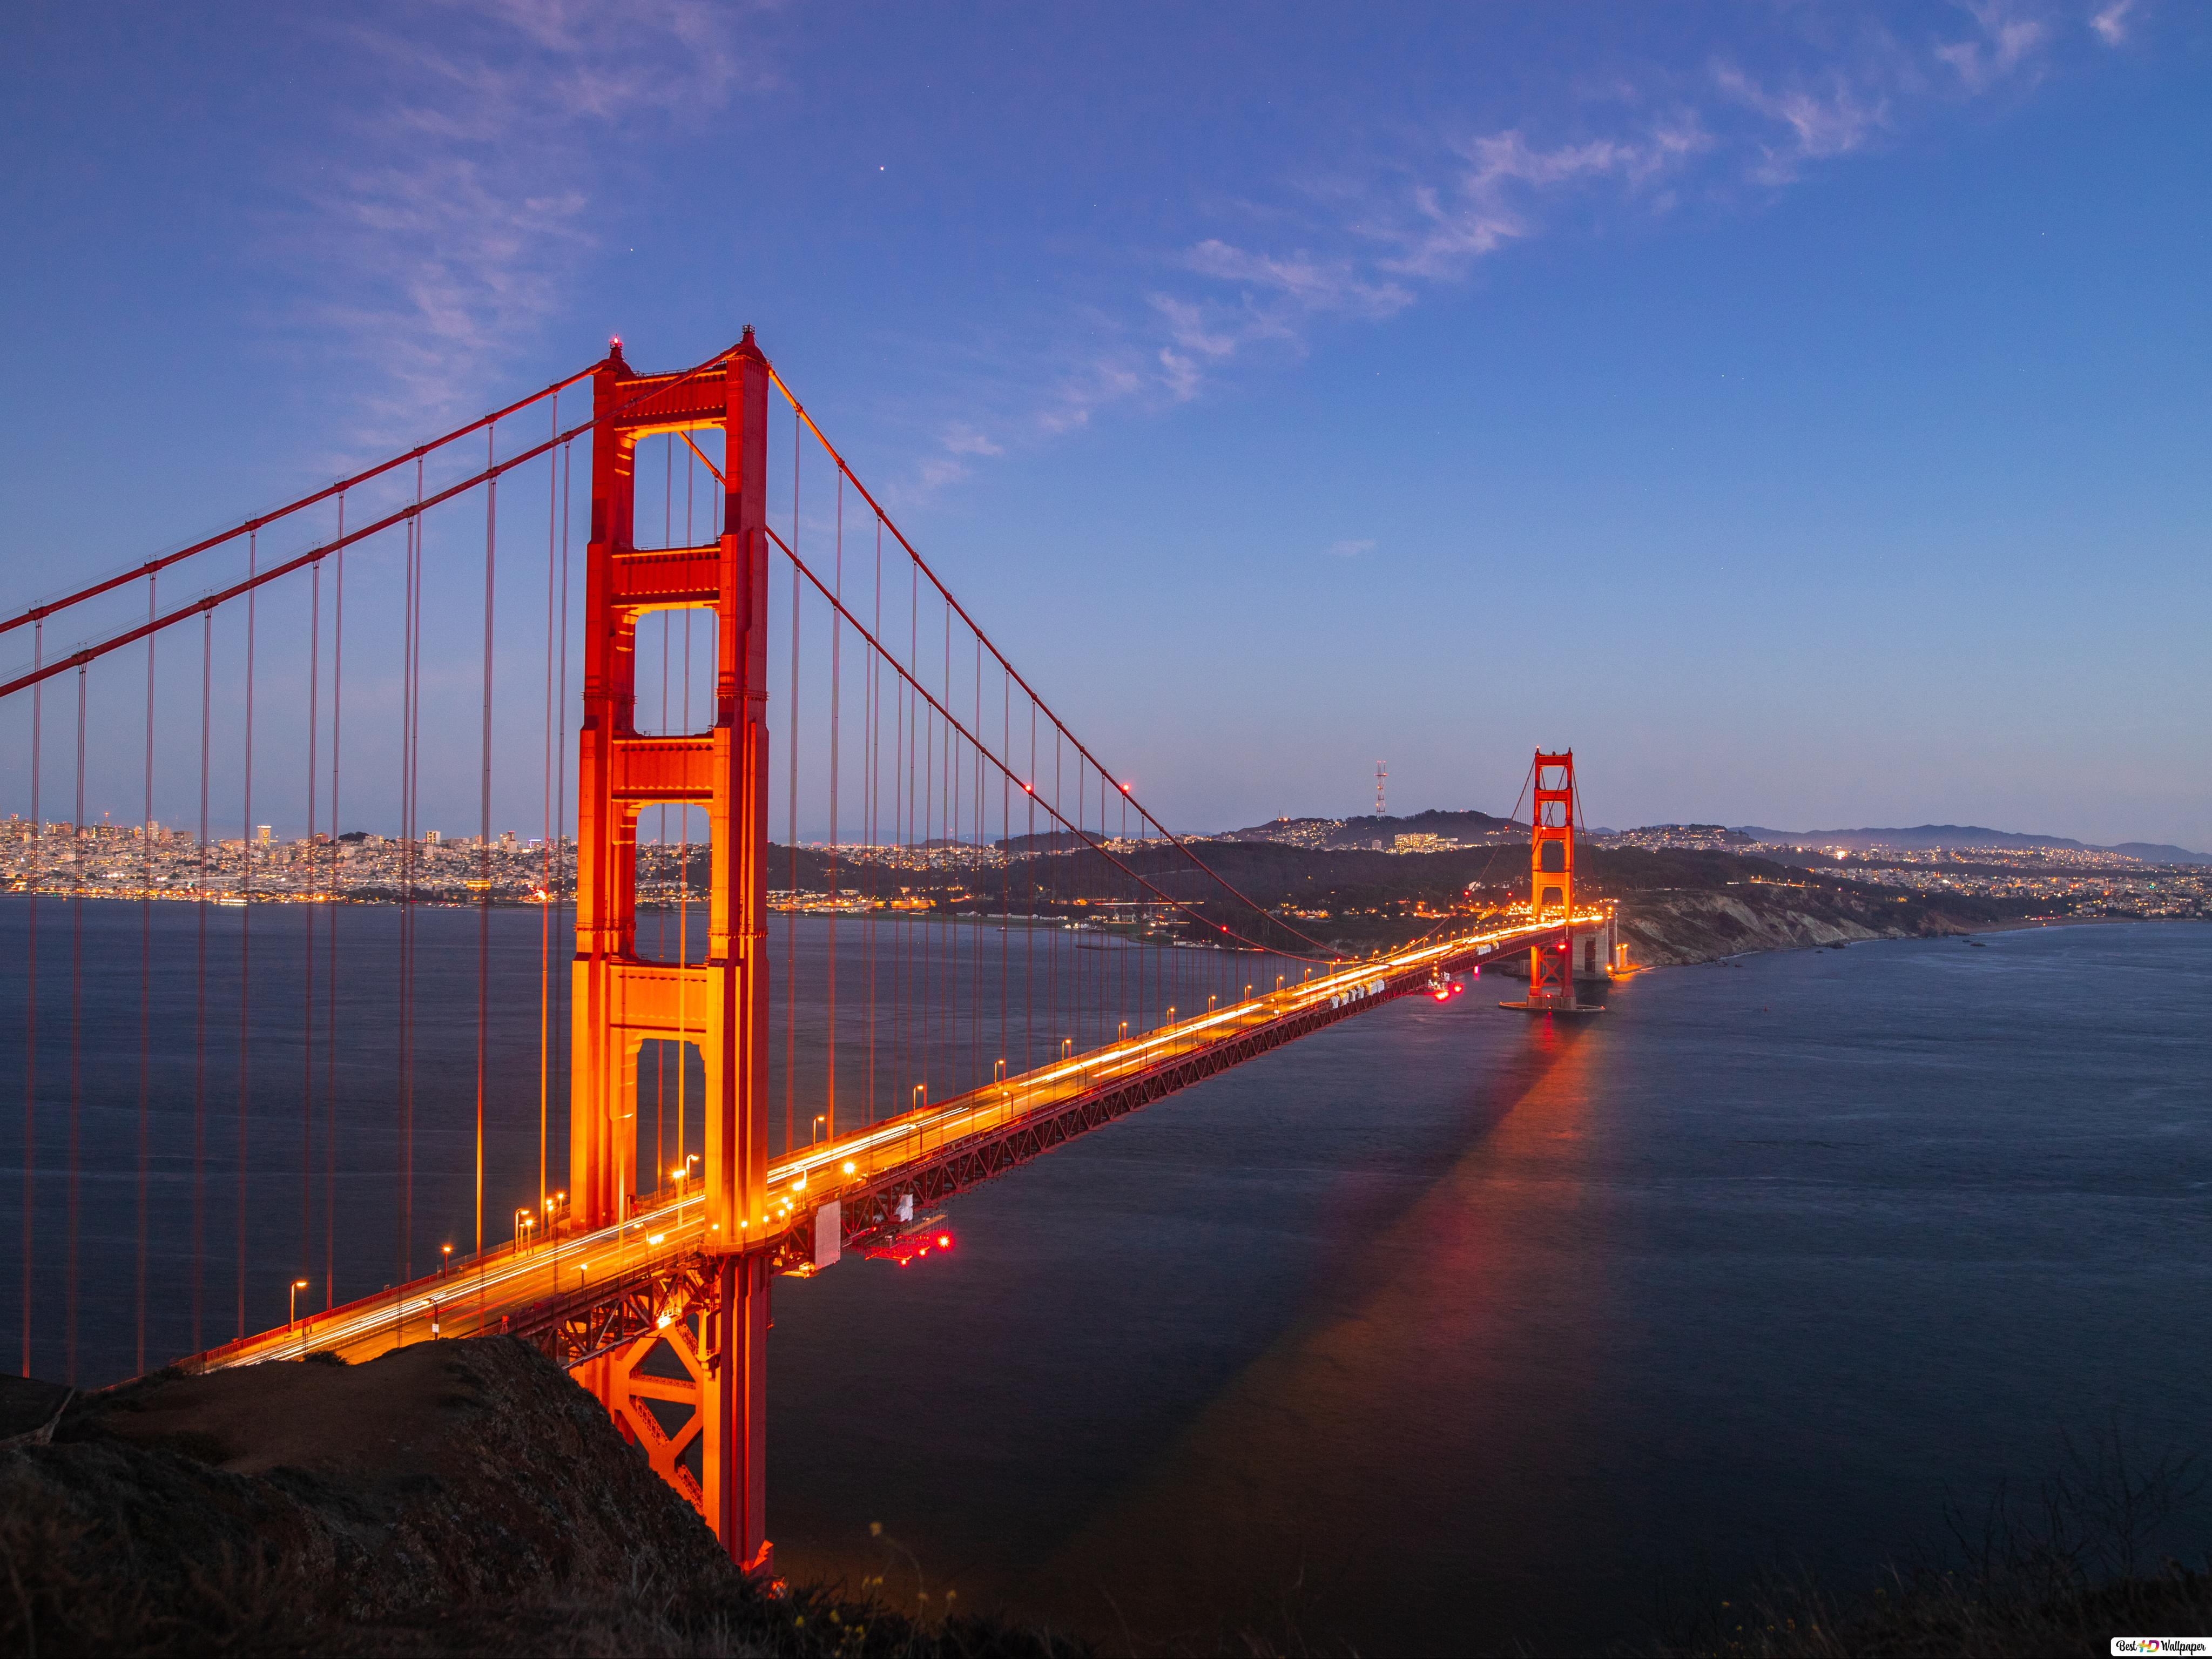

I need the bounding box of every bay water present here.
[3,902,2206,1649]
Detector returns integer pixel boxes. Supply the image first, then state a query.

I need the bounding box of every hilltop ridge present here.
[1736,823,2210,863]
[1215,808,1523,849]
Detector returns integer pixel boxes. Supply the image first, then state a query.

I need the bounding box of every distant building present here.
[1391,833,1458,853]
[1606,824,1752,853]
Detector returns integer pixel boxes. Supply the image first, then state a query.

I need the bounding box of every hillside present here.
[1215,807,1523,849]
[1739,823,2211,863]
[0,1339,1071,1657]
[765,838,2031,963]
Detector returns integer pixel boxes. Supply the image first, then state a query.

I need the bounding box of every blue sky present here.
[5,1,2208,848]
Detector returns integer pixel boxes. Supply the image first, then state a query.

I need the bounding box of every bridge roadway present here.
[191,913,1599,1375]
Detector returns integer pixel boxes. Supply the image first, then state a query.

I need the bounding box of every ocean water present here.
[4,908,2208,1650]
[763,922,2212,1650]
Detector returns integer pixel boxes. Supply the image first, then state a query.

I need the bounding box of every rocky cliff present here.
[0,1338,1070,1657]
[1617,887,1981,967]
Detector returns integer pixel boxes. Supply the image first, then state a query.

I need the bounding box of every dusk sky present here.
[5,2,2207,849]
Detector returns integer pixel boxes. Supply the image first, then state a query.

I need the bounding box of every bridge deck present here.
[191,915,1596,1374]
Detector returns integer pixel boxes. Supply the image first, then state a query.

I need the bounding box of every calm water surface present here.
[766,922,2212,1651]
[5,909,2208,1650]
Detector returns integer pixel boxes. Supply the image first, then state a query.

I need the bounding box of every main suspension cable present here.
[766,367,1331,955]
[765,525,1332,965]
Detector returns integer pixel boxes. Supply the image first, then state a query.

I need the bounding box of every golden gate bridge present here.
[2,330,1616,1573]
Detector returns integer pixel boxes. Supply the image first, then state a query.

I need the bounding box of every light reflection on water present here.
[767,923,2212,1653]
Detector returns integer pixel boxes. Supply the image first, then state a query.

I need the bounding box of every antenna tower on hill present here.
[1375,760,1387,818]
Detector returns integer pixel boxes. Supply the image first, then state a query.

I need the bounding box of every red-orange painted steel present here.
[1528,750,1577,1008]
[569,331,773,1569]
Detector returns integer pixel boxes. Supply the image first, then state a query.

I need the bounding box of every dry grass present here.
[0,1506,1084,1659]
[1641,1433,2211,1658]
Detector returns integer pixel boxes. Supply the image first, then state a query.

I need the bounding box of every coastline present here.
[1629,908,2205,972]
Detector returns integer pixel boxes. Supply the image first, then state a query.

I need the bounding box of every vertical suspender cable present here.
[1049,729,1060,1064]
[192,615,210,1351]
[947,610,955,1092]
[326,496,343,1308]
[867,517,881,1125]
[1026,703,1035,1073]
[397,491,414,1292]
[785,417,799,1154]
[908,564,919,1109]
[1000,666,1009,1095]
[478,428,496,1270]
[928,601,940,1087]
[66,667,85,1381]
[940,601,950,1085]
[139,576,156,1374]
[891,590,904,1126]
[238,530,257,1340]
[928,570,936,1096]
[397,488,414,1291]
[826,473,839,1140]
[302,554,320,1297]
[539,400,556,1225]
[972,635,981,1095]
[399,461,422,1285]
[17,623,37,1378]
[555,441,572,1196]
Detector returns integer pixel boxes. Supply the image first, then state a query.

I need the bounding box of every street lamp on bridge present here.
[289,1278,309,1328]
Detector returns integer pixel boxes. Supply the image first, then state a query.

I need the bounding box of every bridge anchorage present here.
[8,324,1623,1580]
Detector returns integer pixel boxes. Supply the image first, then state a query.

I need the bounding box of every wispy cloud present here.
[293,1,758,439]
[1327,538,1378,559]
[1378,123,1713,279]
[941,423,1004,458]
[917,1,2112,471]
[1712,64,1889,183]
[1935,0,2052,91]
[2090,0,2140,46]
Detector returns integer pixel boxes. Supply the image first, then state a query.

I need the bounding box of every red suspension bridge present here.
[2,331,1619,1573]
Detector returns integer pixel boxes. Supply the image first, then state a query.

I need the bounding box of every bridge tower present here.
[1499,748,1598,1015]
[570,331,773,1570]
[1528,750,1576,1008]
